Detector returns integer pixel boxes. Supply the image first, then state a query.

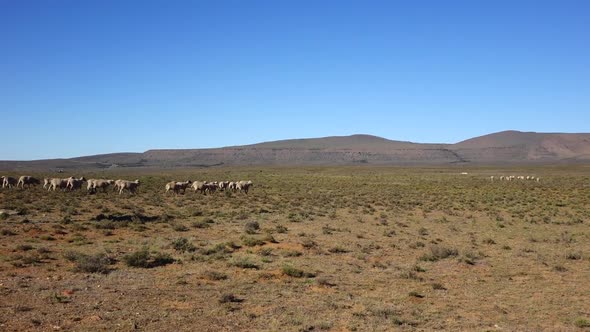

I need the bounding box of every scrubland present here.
[1,166,589,331]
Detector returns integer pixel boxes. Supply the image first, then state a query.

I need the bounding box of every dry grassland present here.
[1,166,589,331]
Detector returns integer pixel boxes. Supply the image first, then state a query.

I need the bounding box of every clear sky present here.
[1,1,589,160]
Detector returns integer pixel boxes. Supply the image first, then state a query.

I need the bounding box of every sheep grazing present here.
[175,180,192,194]
[66,177,86,191]
[113,179,125,192]
[236,180,253,194]
[1,176,18,188]
[190,181,221,195]
[87,179,115,193]
[96,179,115,192]
[17,176,41,189]
[218,181,230,191]
[48,178,71,191]
[490,176,494,182]
[118,179,140,195]
[191,181,208,194]
[205,182,218,194]
[87,179,98,192]
[166,180,192,194]
[165,181,176,194]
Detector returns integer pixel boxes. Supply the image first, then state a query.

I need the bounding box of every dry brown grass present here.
[0,166,589,330]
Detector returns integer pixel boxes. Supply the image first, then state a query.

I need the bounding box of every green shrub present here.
[566,252,582,260]
[219,293,243,303]
[229,256,259,269]
[575,318,590,328]
[244,221,260,234]
[328,246,349,254]
[419,245,458,262]
[16,244,34,252]
[172,223,189,232]
[275,225,288,233]
[282,265,315,278]
[241,236,265,247]
[123,248,174,268]
[202,270,228,281]
[171,238,197,253]
[191,220,210,229]
[63,251,112,274]
[1,229,16,236]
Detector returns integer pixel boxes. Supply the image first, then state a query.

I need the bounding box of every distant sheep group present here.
[1,175,41,189]
[1,175,140,195]
[167,180,253,195]
[1,175,253,196]
[490,175,540,182]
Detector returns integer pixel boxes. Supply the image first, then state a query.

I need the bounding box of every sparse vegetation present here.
[219,293,243,303]
[202,270,228,281]
[241,236,265,247]
[1,229,17,236]
[229,256,259,269]
[282,265,315,278]
[566,251,582,260]
[123,248,174,268]
[0,166,588,331]
[244,221,260,234]
[63,251,113,274]
[575,318,590,328]
[419,245,459,262]
[171,237,197,253]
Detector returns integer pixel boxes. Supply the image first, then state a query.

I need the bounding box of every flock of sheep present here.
[165,180,253,194]
[0,175,253,195]
[490,175,541,182]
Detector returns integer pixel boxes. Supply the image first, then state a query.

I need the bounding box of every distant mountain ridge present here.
[1,131,589,170]
[453,131,590,162]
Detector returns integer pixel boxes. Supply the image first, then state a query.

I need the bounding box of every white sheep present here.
[218,181,230,191]
[1,176,18,188]
[17,176,41,189]
[191,181,208,194]
[66,177,86,191]
[166,180,192,194]
[113,179,125,192]
[87,179,114,193]
[48,177,71,191]
[87,179,97,191]
[205,182,218,194]
[236,180,253,194]
[118,179,140,195]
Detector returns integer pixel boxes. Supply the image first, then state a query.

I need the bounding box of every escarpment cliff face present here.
[2,131,590,170]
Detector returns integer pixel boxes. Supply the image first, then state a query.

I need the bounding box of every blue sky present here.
[1,1,589,160]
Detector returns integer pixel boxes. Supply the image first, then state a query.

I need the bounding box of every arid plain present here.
[1,166,589,331]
